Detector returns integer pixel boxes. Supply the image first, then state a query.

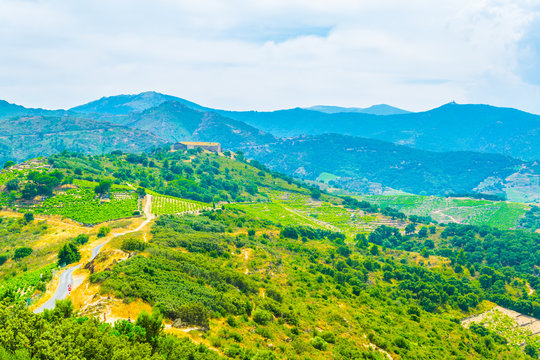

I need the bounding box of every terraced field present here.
[32,188,139,224]
[150,193,210,215]
[359,195,529,229]
[232,191,407,237]
[463,307,540,349]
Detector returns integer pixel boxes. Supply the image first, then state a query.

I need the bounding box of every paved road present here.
[34,195,154,313]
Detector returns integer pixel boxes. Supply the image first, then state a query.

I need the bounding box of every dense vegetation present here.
[0,149,538,359]
[87,209,533,359]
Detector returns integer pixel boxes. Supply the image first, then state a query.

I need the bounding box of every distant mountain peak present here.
[70,91,208,115]
[304,104,411,115]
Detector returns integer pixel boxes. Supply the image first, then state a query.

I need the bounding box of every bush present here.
[311,336,327,350]
[320,330,336,344]
[97,226,111,237]
[74,234,89,245]
[13,247,33,260]
[121,236,146,252]
[0,253,9,265]
[252,309,273,325]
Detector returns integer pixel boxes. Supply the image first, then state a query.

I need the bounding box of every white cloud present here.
[0,0,539,113]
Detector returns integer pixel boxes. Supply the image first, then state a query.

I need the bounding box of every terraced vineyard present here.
[151,193,210,215]
[359,195,529,229]
[32,188,139,224]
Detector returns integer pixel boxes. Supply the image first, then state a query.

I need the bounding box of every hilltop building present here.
[172,141,222,153]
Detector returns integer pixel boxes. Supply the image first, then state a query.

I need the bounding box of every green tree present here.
[405,223,416,235]
[135,310,164,349]
[2,161,15,169]
[310,188,321,200]
[24,212,34,223]
[94,179,112,195]
[370,244,380,256]
[57,243,81,266]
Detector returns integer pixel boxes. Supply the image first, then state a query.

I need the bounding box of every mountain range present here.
[0,91,538,200]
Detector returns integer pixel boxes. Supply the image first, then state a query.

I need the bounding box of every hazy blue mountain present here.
[0,100,68,119]
[123,101,275,148]
[70,91,210,115]
[0,115,167,165]
[220,102,540,160]
[304,104,411,115]
[243,133,526,196]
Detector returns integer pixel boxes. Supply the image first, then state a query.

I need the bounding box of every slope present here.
[123,101,275,148]
[242,133,524,196]
[0,115,167,165]
[219,103,540,160]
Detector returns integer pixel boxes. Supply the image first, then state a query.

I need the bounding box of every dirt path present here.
[432,208,460,223]
[34,195,154,313]
[283,206,340,232]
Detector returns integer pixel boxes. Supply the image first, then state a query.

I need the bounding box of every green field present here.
[149,192,210,215]
[359,195,529,229]
[32,188,139,224]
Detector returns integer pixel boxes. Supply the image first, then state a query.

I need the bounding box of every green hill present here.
[0,149,539,359]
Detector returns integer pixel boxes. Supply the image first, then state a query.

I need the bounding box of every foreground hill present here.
[0,115,167,164]
[0,150,539,359]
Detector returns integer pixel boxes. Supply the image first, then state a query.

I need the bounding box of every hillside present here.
[0,99,67,119]
[0,150,539,359]
[122,101,275,148]
[0,115,167,165]
[243,134,526,196]
[219,103,540,161]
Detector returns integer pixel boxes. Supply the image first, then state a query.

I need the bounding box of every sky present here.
[1,0,540,113]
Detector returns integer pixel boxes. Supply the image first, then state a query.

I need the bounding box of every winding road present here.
[34,195,154,313]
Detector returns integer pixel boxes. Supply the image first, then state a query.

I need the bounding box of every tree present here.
[94,179,112,195]
[2,161,15,169]
[370,244,380,256]
[21,183,38,200]
[310,188,321,200]
[57,243,81,266]
[524,344,537,358]
[5,179,19,191]
[24,212,34,223]
[418,227,428,238]
[135,310,164,349]
[405,223,416,235]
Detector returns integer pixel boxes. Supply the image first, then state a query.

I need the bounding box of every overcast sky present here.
[1,0,540,113]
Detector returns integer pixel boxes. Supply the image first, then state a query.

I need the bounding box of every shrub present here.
[320,330,335,344]
[97,226,111,237]
[311,336,327,350]
[0,253,9,265]
[121,236,146,252]
[74,234,89,245]
[252,309,273,325]
[13,247,33,260]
